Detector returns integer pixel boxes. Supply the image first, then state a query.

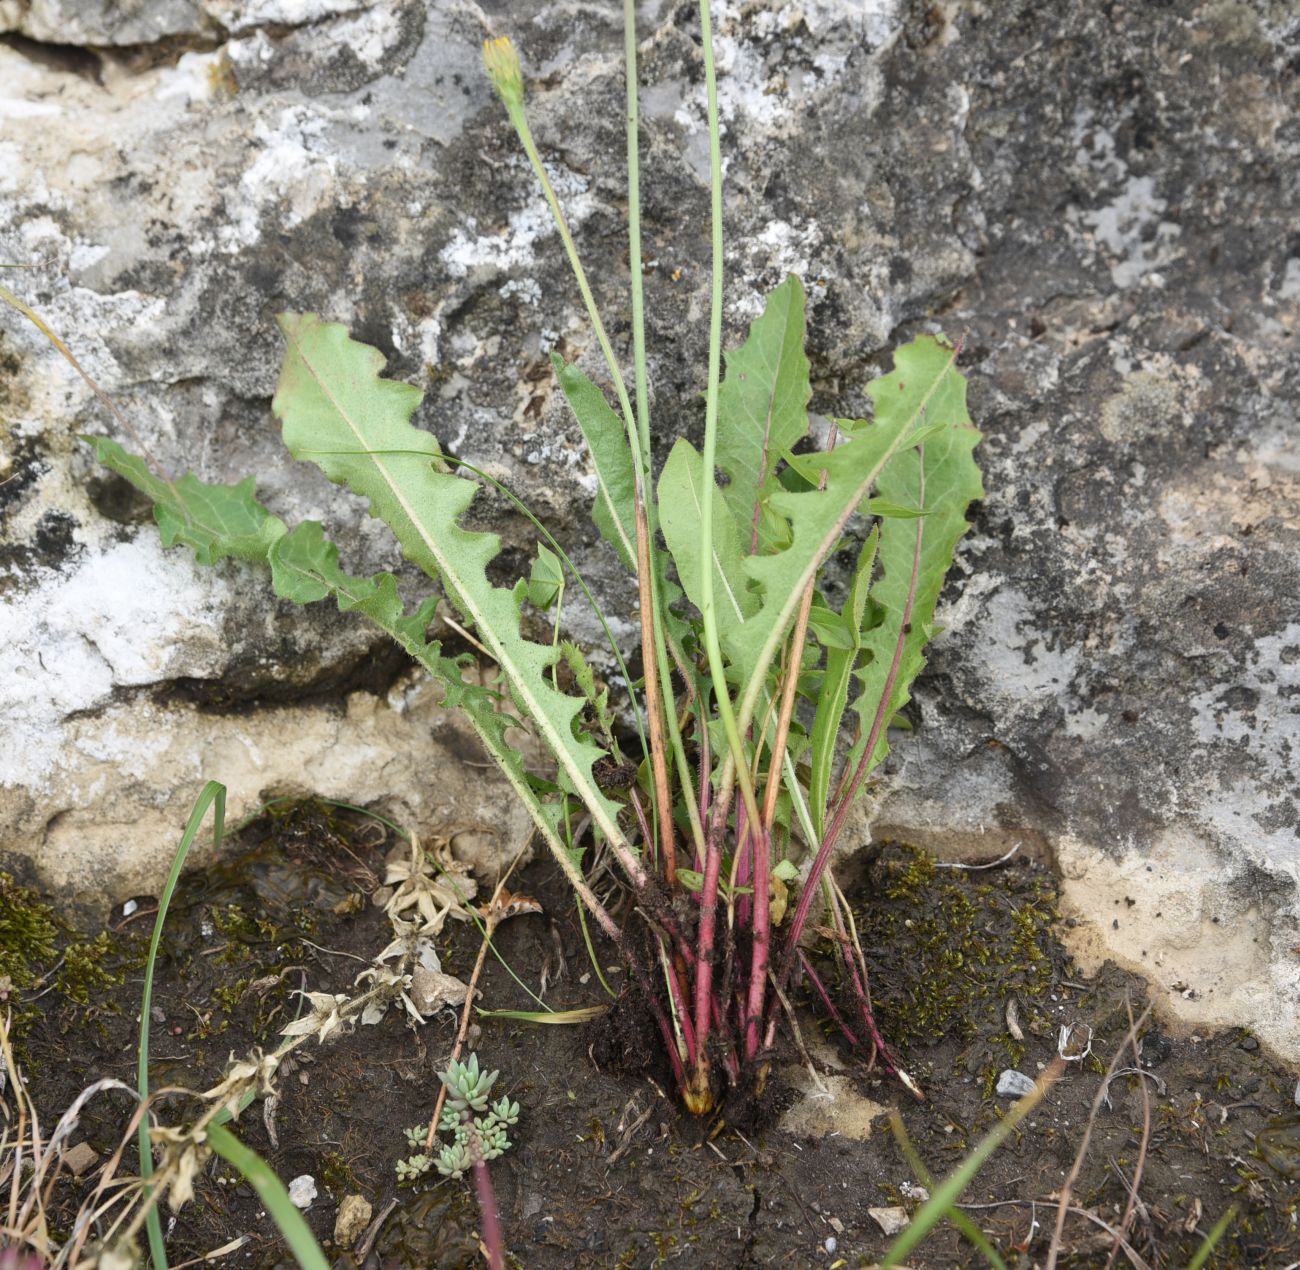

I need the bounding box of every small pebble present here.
[1293,1078,1299,1108]
[63,1141,99,1177]
[823,1236,837,1255]
[287,1175,317,1210]
[996,1069,1038,1099]
[1240,1036,1259,1052]
[868,1206,909,1236]
[334,1193,372,1246]
[122,899,138,917]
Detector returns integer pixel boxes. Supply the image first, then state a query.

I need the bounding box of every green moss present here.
[0,874,134,1033]
[0,872,59,993]
[320,1149,361,1197]
[57,932,126,1006]
[846,844,1061,1080]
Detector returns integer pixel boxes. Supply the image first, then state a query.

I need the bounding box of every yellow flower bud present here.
[482,36,524,111]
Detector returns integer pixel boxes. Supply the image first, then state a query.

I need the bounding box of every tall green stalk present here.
[624,1,652,479]
[487,31,707,867]
[694,0,761,833]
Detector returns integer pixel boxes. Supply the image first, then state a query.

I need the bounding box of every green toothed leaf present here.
[560,639,616,747]
[272,313,629,856]
[268,520,444,659]
[85,435,286,566]
[727,335,966,740]
[843,342,982,788]
[715,274,811,552]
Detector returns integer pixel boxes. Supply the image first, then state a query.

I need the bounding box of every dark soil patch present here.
[8,803,1299,1267]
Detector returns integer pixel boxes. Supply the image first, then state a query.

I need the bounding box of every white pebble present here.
[824,1235,837,1254]
[996,1069,1038,1099]
[287,1175,317,1210]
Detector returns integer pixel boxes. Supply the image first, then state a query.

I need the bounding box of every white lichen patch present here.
[440,163,594,279]
[970,586,1083,711]
[220,106,340,250]
[1067,108,1182,289]
[207,0,361,34]
[1189,621,1300,791]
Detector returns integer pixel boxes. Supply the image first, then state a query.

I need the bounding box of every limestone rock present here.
[0,1,1296,1060]
[333,1193,372,1247]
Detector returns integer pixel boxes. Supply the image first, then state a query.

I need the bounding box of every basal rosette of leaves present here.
[81,15,982,1115]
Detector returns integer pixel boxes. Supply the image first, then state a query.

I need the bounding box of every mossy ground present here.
[7,811,1299,1267]
[0,871,138,1040]
[844,844,1062,1089]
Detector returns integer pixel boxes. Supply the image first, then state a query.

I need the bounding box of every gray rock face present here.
[1,1,1296,1055]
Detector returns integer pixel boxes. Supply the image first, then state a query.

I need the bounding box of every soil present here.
[7,801,1299,1268]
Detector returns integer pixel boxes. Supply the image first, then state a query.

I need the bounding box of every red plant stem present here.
[689,797,730,1091]
[741,819,770,1060]
[828,891,897,1075]
[733,800,753,928]
[777,480,926,992]
[625,790,703,970]
[471,1149,505,1270]
[797,948,859,1047]
[661,943,698,1066]
[645,972,689,1090]
[695,722,711,871]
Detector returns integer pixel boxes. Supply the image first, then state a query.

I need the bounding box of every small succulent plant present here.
[439,1054,498,1113]
[396,1053,519,1183]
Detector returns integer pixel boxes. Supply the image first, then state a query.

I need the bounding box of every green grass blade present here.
[1184,1205,1237,1270]
[205,1122,329,1270]
[139,780,227,1270]
[890,1111,1008,1270]
[881,1063,1058,1269]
